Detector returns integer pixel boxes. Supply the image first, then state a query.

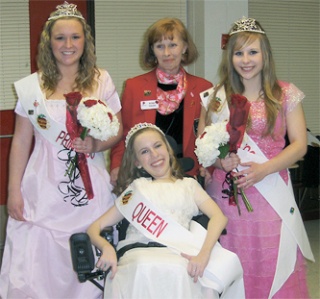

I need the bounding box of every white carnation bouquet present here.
[77,97,120,141]
[194,120,229,167]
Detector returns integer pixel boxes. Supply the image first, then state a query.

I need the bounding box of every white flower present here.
[194,121,230,167]
[77,97,120,141]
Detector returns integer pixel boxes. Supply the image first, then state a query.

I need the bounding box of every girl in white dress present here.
[87,123,244,299]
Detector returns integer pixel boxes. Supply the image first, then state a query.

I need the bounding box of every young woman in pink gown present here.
[0,3,123,298]
[198,17,314,299]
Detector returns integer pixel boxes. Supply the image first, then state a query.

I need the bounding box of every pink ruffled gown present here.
[206,81,311,299]
[0,70,120,299]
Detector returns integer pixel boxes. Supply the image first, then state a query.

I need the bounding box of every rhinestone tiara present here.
[125,123,164,148]
[48,1,84,21]
[229,16,265,36]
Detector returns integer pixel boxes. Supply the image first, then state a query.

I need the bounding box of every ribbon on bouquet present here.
[65,93,94,199]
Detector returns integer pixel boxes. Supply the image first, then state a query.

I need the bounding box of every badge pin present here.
[140,100,159,110]
[144,90,151,96]
[37,114,49,129]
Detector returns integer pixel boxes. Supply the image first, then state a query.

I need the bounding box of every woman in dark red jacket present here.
[110,18,213,183]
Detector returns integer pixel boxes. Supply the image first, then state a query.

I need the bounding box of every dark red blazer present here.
[110,69,213,176]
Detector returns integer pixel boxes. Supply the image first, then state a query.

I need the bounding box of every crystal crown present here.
[230,16,265,36]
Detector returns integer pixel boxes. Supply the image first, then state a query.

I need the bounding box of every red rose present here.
[83,99,98,108]
[200,131,207,139]
[98,99,106,107]
[226,94,251,152]
[64,91,94,199]
[107,112,113,121]
[64,92,82,107]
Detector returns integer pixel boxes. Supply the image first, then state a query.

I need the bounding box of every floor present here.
[0,206,319,298]
[305,219,320,299]
[299,188,320,298]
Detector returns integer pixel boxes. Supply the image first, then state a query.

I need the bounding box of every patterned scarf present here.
[156,67,187,115]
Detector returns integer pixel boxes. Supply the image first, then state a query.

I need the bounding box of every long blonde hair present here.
[37,16,99,95]
[208,29,282,136]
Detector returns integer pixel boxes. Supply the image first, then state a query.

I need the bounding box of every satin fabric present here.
[0,69,120,299]
[206,82,311,298]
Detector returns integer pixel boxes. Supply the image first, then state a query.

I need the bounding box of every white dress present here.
[104,177,219,299]
[0,70,120,299]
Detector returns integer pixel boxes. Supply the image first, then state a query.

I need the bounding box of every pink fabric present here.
[0,70,119,298]
[206,82,310,298]
[156,67,187,115]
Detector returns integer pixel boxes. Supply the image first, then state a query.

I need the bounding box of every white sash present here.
[201,86,314,297]
[115,182,245,299]
[14,73,104,167]
[238,136,314,298]
[15,73,74,150]
[200,86,229,123]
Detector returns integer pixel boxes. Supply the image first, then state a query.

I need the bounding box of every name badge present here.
[140,100,159,110]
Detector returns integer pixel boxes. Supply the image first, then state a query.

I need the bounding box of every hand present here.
[198,167,212,186]
[7,191,26,221]
[220,153,240,172]
[233,161,267,189]
[181,252,209,283]
[96,244,118,279]
[72,136,95,153]
[110,167,120,187]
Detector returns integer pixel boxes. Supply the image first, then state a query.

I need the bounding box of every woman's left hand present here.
[72,136,95,153]
[233,161,268,189]
[181,252,209,283]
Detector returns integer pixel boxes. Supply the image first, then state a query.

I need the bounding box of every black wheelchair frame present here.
[70,227,114,291]
[69,134,223,289]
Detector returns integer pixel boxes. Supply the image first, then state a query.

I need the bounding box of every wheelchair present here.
[70,227,114,291]
[69,135,220,289]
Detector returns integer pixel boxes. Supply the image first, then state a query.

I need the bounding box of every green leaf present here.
[218,143,230,159]
[80,127,89,140]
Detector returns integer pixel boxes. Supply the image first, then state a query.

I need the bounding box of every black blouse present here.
[155,82,184,158]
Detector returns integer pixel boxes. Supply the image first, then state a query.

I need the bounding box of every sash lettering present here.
[56,130,73,148]
[132,202,168,237]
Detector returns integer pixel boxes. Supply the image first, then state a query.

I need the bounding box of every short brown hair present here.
[141,18,199,69]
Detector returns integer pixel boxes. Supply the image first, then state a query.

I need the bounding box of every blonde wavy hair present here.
[207,26,282,136]
[37,16,99,95]
[113,127,184,196]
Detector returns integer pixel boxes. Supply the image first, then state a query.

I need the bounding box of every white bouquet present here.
[194,121,229,167]
[77,97,120,141]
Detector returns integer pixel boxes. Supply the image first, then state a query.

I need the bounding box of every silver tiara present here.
[125,123,164,148]
[229,16,265,36]
[48,2,84,21]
